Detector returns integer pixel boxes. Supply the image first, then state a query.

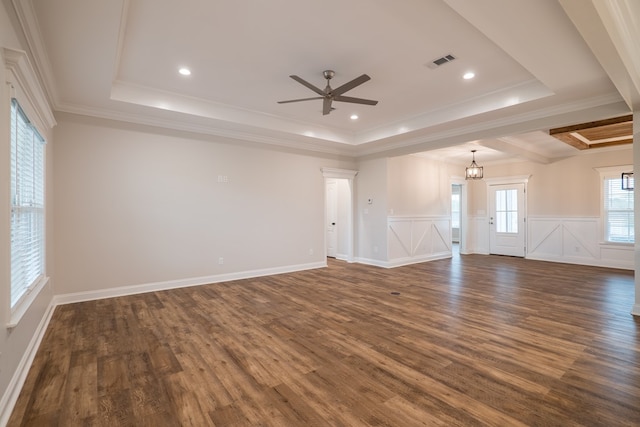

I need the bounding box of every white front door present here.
[326,179,338,258]
[489,183,526,257]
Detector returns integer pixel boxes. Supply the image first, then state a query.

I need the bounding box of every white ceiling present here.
[13,0,635,161]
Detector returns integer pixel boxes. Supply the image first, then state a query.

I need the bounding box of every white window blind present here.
[603,175,634,243]
[10,98,46,309]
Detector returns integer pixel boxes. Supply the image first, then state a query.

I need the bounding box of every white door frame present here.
[485,175,530,257]
[451,177,469,254]
[321,168,358,262]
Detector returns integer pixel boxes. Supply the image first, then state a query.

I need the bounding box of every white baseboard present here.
[525,254,633,270]
[54,261,328,305]
[354,257,389,268]
[386,252,451,268]
[355,252,452,269]
[0,302,56,427]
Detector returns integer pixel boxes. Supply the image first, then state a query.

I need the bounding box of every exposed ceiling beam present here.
[549,114,633,150]
[559,0,640,109]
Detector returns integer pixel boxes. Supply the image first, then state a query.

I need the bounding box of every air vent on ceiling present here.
[427,54,456,69]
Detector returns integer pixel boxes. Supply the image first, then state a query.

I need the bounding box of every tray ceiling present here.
[13,0,634,159]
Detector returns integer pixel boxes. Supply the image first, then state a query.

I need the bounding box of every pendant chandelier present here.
[465,150,483,180]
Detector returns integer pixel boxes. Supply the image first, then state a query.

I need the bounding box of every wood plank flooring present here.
[8,254,640,426]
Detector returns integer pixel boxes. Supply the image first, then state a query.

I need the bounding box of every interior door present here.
[326,179,337,258]
[489,183,525,257]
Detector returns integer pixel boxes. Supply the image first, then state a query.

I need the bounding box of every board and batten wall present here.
[465,147,633,269]
[355,155,458,267]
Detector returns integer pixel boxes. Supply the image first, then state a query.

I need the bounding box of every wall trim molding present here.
[2,47,56,131]
[386,252,451,268]
[0,301,56,427]
[53,261,327,306]
[526,253,634,270]
[387,216,452,266]
[526,216,633,270]
[354,257,389,268]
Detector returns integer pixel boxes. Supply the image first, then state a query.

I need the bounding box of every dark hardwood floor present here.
[8,254,640,426]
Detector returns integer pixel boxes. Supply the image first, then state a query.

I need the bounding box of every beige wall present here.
[387,155,459,216]
[355,157,388,261]
[53,114,355,295]
[473,147,632,216]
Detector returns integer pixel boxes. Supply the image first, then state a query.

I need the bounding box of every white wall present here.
[53,113,355,297]
[355,157,388,265]
[387,155,458,216]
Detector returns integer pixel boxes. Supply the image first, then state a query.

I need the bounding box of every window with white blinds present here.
[603,174,634,243]
[10,98,46,309]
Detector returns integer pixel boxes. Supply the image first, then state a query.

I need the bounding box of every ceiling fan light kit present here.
[278,70,378,115]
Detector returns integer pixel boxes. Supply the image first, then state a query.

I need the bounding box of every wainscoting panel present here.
[388,216,451,267]
[527,217,633,270]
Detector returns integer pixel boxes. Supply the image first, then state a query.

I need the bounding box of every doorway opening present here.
[451,184,462,256]
[322,168,357,262]
[450,179,468,256]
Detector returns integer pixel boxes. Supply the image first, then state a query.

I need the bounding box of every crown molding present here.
[355,92,628,159]
[55,89,626,162]
[3,47,56,130]
[11,0,59,108]
[54,102,359,158]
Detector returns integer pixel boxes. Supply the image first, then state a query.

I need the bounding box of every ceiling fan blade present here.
[331,74,371,97]
[289,75,325,96]
[333,95,378,106]
[323,97,333,115]
[277,96,323,104]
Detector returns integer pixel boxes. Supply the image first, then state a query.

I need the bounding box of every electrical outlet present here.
[218,257,224,265]
[309,248,314,255]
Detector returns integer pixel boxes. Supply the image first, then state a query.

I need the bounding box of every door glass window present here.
[495,189,518,233]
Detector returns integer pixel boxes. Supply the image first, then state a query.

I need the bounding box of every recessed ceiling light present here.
[463,72,475,80]
[178,67,191,76]
[350,114,359,120]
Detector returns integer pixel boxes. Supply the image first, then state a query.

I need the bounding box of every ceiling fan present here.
[278,70,378,115]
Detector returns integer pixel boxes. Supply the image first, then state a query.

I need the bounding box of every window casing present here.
[602,171,634,243]
[10,98,46,310]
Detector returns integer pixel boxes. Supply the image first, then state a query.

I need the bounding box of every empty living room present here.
[1,0,639,426]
